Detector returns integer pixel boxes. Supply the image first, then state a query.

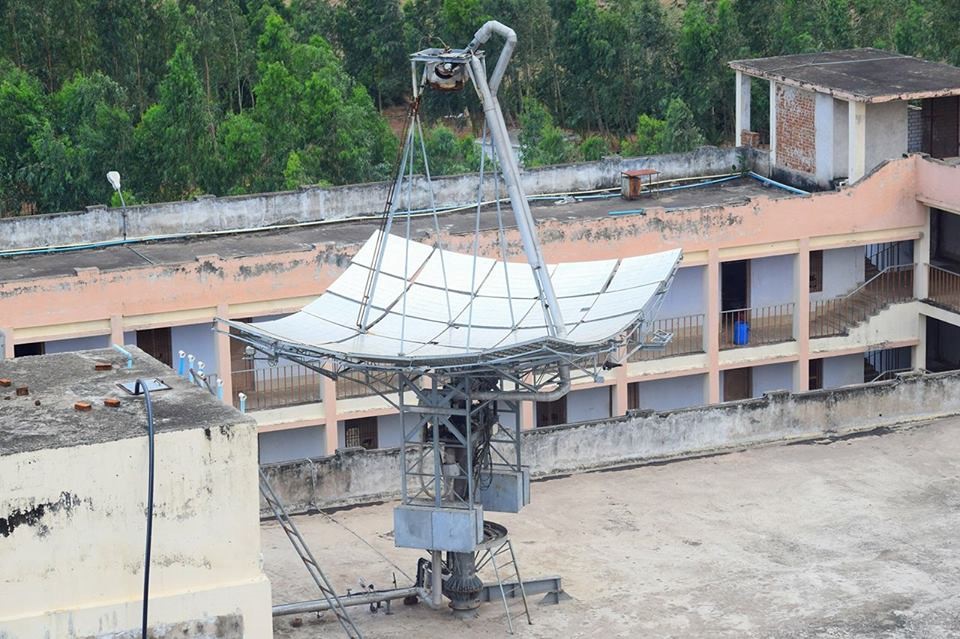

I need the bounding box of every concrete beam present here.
[769,81,778,167]
[736,71,752,146]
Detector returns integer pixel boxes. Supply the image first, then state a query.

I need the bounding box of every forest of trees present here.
[2,0,960,216]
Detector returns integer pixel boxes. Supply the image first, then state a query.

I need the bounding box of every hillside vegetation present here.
[1,0,957,215]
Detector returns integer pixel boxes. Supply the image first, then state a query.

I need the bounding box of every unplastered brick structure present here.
[776,84,817,174]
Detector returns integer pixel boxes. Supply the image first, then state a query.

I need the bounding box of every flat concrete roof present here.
[0,177,794,284]
[0,347,251,456]
[265,417,960,637]
[730,48,960,103]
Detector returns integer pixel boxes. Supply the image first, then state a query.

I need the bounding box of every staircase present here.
[810,264,915,338]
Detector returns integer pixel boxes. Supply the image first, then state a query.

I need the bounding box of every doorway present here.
[723,367,752,401]
[721,260,750,312]
[536,396,567,428]
[344,416,379,450]
[136,327,172,367]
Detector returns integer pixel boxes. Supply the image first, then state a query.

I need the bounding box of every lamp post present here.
[107,170,127,240]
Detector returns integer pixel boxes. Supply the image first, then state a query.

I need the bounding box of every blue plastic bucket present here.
[733,320,750,345]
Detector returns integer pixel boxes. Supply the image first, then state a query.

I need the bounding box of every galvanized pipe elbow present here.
[467,20,517,96]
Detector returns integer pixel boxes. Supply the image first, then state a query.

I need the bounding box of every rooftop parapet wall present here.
[0,147,750,251]
[261,369,960,515]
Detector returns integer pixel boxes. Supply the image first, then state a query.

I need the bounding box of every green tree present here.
[24,72,133,213]
[132,42,216,200]
[417,125,481,175]
[0,60,48,215]
[579,135,609,161]
[622,114,666,156]
[334,0,407,110]
[662,98,705,153]
[519,98,576,167]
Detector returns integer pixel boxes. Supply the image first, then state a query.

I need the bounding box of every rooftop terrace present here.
[0,176,794,284]
[266,416,960,638]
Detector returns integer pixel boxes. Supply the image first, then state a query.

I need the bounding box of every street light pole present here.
[107,171,127,240]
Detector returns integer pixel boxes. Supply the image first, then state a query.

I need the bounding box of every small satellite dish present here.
[106,171,121,191]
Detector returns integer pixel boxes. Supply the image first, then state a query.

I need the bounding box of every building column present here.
[735,71,751,146]
[323,364,339,455]
[848,100,867,182]
[613,365,629,416]
[914,312,928,370]
[707,248,721,403]
[0,327,13,359]
[214,304,232,405]
[520,400,535,431]
[769,81,778,167]
[814,93,835,186]
[916,207,931,300]
[109,315,124,346]
[794,240,811,392]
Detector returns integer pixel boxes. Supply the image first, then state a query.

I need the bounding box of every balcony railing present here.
[336,372,400,400]
[629,313,705,361]
[232,364,323,411]
[928,264,960,313]
[810,264,915,338]
[720,303,795,349]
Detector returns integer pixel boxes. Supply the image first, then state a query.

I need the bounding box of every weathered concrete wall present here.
[0,148,749,251]
[262,370,960,514]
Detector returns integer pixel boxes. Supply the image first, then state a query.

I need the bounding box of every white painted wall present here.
[866,101,909,170]
[815,93,835,185]
[378,413,403,449]
[752,361,795,396]
[171,323,217,376]
[566,386,611,423]
[658,265,705,317]
[259,425,326,463]
[43,334,109,353]
[833,99,849,179]
[811,246,865,301]
[0,420,271,636]
[822,353,865,388]
[635,374,706,411]
[750,254,795,306]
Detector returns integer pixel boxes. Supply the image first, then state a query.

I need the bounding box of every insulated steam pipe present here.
[467,20,516,96]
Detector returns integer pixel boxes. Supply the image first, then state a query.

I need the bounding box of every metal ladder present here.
[476,537,532,634]
[259,469,363,638]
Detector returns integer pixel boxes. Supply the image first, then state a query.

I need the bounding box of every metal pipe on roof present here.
[467,20,516,96]
[272,586,422,616]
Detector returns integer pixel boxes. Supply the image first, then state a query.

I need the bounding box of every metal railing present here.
[232,364,323,411]
[928,264,960,313]
[336,372,400,400]
[719,303,795,349]
[810,264,915,338]
[629,313,705,361]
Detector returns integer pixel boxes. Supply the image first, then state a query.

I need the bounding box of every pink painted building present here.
[3,51,960,463]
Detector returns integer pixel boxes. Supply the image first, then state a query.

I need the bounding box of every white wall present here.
[43,334,109,353]
[866,101,909,170]
[566,386,611,423]
[259,425,326,463]
[833,99,849,179]
[811,246,865,301]
[171,323,217,376]
[752,362,795,396]
[635,374,706,411]
[377,413,403,449]
[822,353,865,388]
[658,265,705,317]
[750,254,795,306]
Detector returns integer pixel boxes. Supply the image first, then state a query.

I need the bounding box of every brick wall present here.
[776,84,816,174]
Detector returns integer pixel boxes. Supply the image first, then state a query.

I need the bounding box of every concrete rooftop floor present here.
[263,417,960,638]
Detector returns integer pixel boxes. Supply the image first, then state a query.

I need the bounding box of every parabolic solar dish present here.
[222,230,682,370]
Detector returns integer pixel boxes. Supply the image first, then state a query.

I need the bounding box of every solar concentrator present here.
[223,19,682,628]
[223,229,681,371]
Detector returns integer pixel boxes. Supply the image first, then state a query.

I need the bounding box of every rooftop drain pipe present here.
[177,350,187,377]
[238,392,247,413]
[112,344,133,369]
